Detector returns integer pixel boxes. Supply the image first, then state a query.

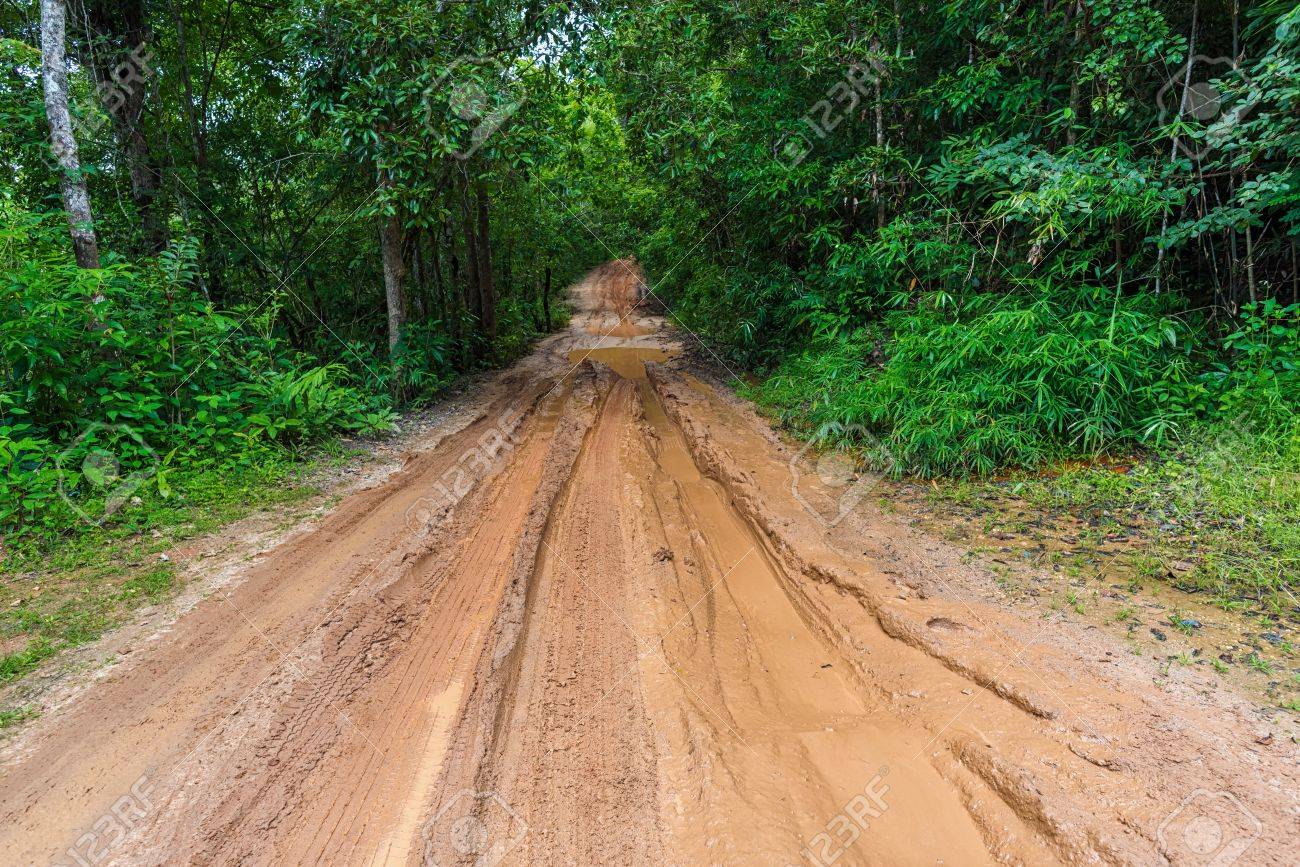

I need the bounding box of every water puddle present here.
[585,321,657,337]
[567,347,676,380]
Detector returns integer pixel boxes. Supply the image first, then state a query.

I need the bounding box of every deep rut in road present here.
[2,263,1296,866]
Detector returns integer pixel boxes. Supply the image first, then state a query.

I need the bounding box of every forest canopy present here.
[2,0,1298,538]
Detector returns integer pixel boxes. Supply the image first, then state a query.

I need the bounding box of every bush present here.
[1203,300,1300,424]
[747,287,1198,476]
[0,205,394,536]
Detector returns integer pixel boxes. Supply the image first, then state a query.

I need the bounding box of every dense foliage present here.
[0,0,648,541]
[0,203,396,530]
[596,0,1300,473]
[2,0,1298,541]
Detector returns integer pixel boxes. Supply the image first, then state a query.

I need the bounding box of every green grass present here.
[0,704,37,730]
[1007,419,1300,612]
[0,454,321,692]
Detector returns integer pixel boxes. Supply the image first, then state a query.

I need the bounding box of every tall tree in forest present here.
[39,0,99,269]
[377,164,408,389]
[81,0,164,253]
[475,177,497,341]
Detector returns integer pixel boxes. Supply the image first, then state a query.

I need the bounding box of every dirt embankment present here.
[1,263,1295,866]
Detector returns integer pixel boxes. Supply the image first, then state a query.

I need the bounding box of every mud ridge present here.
[433,372,602,828]
[5,263,1296,867]
[646,366,1162,863]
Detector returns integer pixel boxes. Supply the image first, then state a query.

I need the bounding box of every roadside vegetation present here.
[602,1,1300,616]
[0,0,647,701]
[2,0,1298,714]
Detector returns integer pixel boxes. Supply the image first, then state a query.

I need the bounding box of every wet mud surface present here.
[2,262,1296,866]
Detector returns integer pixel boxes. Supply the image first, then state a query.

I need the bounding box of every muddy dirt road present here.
[2,264,1296,866]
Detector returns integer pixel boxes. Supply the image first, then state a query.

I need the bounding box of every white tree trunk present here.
[380,211,407,357]
[40,0,100,269]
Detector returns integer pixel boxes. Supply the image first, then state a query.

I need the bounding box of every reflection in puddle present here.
[586,320,657,337]
[568,347,677,380]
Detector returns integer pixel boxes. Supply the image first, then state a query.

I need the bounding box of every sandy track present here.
[2,264,1296,866]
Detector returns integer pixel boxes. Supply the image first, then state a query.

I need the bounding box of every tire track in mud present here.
[627,372,997,865]
[431,350,997,866]
[4,264,1297,867]
[0,360,591,865]
[168,376,592,866]
[468,379,664,865]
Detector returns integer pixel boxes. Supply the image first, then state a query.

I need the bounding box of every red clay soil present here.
[1,263,1295,866]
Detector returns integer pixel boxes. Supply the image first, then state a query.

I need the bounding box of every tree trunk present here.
[1065,1,1084,146]
[542,265,553,332]
[408,227,427,319]
[1244,224,1257,305]
[379,214,407,357]
[430,224,448,319]
[458,170,482,328]
[40,0,100,269]
[871,36,885,232]
[84,0,164,253]
[474,180,497,342]
[377,170,407,402]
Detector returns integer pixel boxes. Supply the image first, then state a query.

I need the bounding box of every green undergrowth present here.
[741,298,1300,613]
[0,446,334,697]
[741,288,1198,477]
[1006,419,1300,613]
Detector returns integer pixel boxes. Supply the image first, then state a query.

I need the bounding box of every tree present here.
[81,0,165,254]
[377,164,407,389]
[39,0,99,269]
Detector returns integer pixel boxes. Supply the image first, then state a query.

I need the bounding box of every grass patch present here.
[0,704,37,730]
[0,453,321,691]
[1007,419,1300,613]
